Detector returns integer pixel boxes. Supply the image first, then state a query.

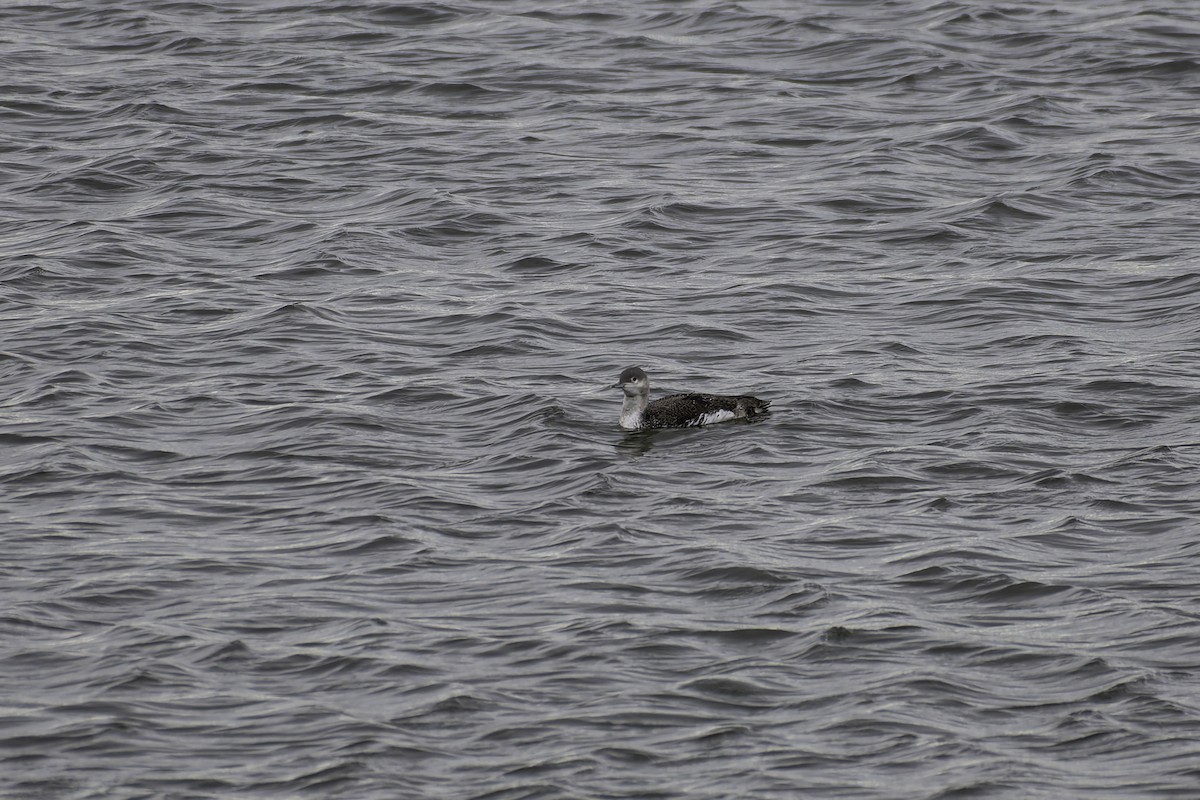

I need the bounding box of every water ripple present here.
[4,0,1200,798]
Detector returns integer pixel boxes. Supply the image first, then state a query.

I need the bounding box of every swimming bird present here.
[611,366,771,430]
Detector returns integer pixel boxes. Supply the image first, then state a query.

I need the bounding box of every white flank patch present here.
[693,409,736,426]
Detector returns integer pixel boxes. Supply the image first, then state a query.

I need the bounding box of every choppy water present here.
[5,1,1200,797]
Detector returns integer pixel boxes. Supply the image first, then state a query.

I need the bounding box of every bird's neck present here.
[619,391,648,429]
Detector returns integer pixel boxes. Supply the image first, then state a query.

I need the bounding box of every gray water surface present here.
[4,1,1200,798]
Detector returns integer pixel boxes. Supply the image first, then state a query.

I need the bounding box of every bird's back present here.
[643,392,771,428]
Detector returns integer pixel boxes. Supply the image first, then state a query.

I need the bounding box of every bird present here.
[611,366,771,430]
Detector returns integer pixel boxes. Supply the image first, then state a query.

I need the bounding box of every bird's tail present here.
[739,396,771,418]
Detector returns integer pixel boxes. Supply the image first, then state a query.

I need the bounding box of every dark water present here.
[5,1,1200,797]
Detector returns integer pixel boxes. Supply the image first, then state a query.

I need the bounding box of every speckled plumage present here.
[612,366,771,430]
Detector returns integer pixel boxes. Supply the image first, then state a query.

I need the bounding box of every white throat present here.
[619,388,648,430]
